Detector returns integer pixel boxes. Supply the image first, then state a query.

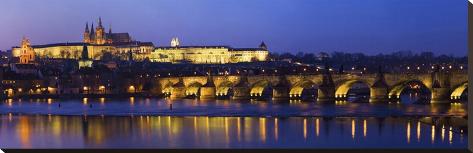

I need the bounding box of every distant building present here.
[150,39,269,64]
[18,37,35,64]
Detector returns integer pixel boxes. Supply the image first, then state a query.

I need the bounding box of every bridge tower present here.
[272,75,290,101]
[430,66,451,103]
[317,65,335,103]
[232,74,251,100]
[369,67,389,103]
[170,77,186,99]
[200,75,216,99]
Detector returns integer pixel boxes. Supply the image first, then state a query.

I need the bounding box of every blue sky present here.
[0,0,467,56]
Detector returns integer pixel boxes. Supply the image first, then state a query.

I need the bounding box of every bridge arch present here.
[335,80,370,98]
[216,81,234,96]
[290,80,317,98]
[186,82,203,96]
[250,80,273,97]
[388,79,431,100]
[451,82,467,100]
[162,80,174,95]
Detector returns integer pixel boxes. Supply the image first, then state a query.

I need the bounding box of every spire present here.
[85,22,89,33]
[259,41,267,50]
[81,45,89,60]
[98,17,103,28]
[108,24,112,34]
[90,23,95,35]
[203,73,215,87]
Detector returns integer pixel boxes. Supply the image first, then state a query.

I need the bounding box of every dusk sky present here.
[0,0,467,56]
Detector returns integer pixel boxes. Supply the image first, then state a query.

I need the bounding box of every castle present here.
[11,18,269,64]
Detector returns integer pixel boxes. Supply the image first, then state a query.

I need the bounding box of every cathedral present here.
[83,17,131,45]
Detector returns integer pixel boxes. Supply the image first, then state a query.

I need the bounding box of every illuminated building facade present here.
[11,18,269,64]
[150,39,269,64]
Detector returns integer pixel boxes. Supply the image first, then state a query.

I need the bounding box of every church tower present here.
[19,37,35,64]
[83,22,91,43]
[106,24,113,44]
[95,17,106,44]
[171,37,180,47]
[259,41,267,50]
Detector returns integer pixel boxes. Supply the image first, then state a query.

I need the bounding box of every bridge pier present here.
[317,87,335,103]
[231,75,251,100]
[200,75,216,99]
[369,66,389,103]
[272,87,289,101]
[200,87,216,99]
[317,65,335,103]
[369,87,388,103]
[170,87,186,99]
[431,88,451,104]
[170,78,186,100]
[232,87,250,100]
[272,75,290,101]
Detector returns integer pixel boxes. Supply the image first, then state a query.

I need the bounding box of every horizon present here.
[0,0,467,56]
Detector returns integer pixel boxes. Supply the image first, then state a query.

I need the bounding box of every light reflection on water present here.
[0,115,466,148]
[0,95,467,117]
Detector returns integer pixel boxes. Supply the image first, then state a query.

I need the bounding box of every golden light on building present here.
[128,85,136,93]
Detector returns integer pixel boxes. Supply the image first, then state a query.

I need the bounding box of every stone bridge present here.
[153,69,467,104]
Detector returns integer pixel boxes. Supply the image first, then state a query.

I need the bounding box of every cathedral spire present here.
[98,17,103,28]
[109,24,112,34]
[259,41,267,50]
[85,22,89,33]
[90,23,95,35]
